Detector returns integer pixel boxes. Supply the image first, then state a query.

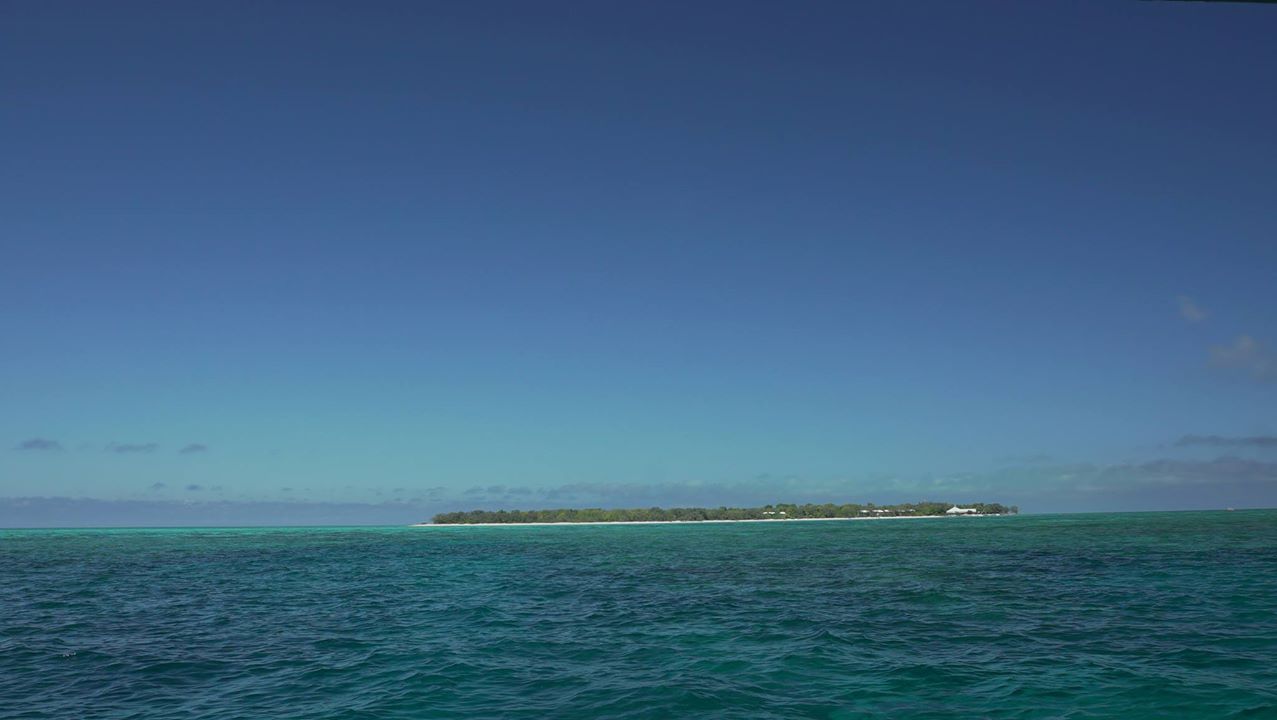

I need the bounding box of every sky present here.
[3,1,1276,526]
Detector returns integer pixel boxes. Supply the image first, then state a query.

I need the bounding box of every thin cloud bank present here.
[0,497,431,528]
[1175,434,1277,449]
[4,458,1274,527]
[15,438,62,451]
[1178,295,1207,323]
[1210,336,1277,382]
[996,453,1053,465]
[444,457,1277,515]
[179,443,209,454]
[464,485,533,497]
[107,442,159,454]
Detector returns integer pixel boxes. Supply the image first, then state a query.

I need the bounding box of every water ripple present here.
[2,511,1276,718]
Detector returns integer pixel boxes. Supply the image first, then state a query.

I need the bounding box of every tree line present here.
[431,502,1018,524]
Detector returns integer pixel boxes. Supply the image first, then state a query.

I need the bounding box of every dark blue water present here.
[3,511,1276,718]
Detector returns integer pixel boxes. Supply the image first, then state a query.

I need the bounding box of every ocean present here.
[3,511,1275,718]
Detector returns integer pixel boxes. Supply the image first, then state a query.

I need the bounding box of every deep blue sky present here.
[3,1,1276,525]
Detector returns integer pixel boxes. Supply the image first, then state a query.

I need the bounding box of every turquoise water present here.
[3,512,1276,719]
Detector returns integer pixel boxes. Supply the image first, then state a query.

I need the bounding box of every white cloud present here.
[1210,335,1277,382]
[1178,295,1207,323]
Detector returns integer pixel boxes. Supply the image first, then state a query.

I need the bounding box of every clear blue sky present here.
[3,1,1276,525]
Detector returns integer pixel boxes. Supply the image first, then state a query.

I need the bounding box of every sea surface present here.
[3,511,1276,719]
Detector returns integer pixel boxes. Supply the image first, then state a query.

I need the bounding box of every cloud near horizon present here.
[1175,434,1277,449]
[14,438,62,451]
[107,442,159,454]
[3,457,1275,527]
[0,497,430,528]
[441,457,1277,514]
[996,453,1053,465]
[179,443,209,454]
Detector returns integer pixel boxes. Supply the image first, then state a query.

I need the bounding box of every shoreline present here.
[411,514,999,527]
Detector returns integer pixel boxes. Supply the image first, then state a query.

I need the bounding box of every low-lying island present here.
[422,502,1018,525]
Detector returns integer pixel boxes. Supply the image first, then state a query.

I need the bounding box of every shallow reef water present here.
[3,511,1276,718]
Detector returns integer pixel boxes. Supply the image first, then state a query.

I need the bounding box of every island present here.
[427,502,1018,525]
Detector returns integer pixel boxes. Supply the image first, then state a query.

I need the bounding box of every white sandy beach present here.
[410,514,994,527]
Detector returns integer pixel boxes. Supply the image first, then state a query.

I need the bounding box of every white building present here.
[946,505,978,515]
